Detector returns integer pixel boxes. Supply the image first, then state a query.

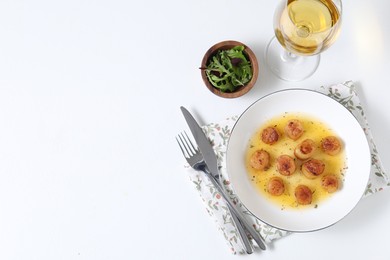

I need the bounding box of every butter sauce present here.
[245,112,347,209]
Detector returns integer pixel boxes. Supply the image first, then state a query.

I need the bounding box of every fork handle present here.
[201,167,253,253]
[227,200,253,254]
[204,168,266,250]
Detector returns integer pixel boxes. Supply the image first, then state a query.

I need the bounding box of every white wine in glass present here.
[266,0,342,81]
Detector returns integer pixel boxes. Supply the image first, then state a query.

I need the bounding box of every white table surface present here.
[0,0,389,259]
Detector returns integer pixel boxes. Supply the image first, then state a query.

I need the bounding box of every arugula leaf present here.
[204,46,252,93]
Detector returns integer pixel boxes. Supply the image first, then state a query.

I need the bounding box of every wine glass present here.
[265,0,342,81]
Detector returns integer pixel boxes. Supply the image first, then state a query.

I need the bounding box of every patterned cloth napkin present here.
[184,81,389,254]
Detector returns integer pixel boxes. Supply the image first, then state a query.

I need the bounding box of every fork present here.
[176,132,266,252]
[176,132,253,253]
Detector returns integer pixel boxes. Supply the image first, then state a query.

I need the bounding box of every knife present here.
[180,106,266,251]
[180,107,253,253]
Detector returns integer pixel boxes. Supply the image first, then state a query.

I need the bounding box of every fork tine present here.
[176,135,187,157]
[183,131,198,153]
[177,132,193,157]
[177,131,199,157]
[181,131,199,156]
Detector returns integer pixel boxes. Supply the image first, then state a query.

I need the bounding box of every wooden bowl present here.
[201,40,259,98]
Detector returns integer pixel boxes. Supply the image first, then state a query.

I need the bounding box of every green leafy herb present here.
[203,46,252,93]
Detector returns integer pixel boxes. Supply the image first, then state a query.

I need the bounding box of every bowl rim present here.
[200,40,259,98]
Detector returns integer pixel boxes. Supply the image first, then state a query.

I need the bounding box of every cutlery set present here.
[176,106,266,253]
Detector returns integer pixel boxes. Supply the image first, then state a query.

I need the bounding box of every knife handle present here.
[204,169,266,250]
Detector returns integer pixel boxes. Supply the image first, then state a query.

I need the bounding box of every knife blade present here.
[180,107,219,178]
[180,106,266,251]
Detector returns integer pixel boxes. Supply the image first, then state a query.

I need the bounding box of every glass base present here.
[265,37,320,82]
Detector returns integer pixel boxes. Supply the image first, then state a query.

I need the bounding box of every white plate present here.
[226,89,371,232]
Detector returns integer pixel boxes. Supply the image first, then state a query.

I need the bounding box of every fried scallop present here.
[261,127,280,145]
[284,119,304,140]
[294,185,313,205]
[321,136,342,155]
[321,174,340,193]
[267,177,285,196]
[294,139,316,160]
[301,159,325,179]
[276,155,296,176]
[249,149,271,170]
